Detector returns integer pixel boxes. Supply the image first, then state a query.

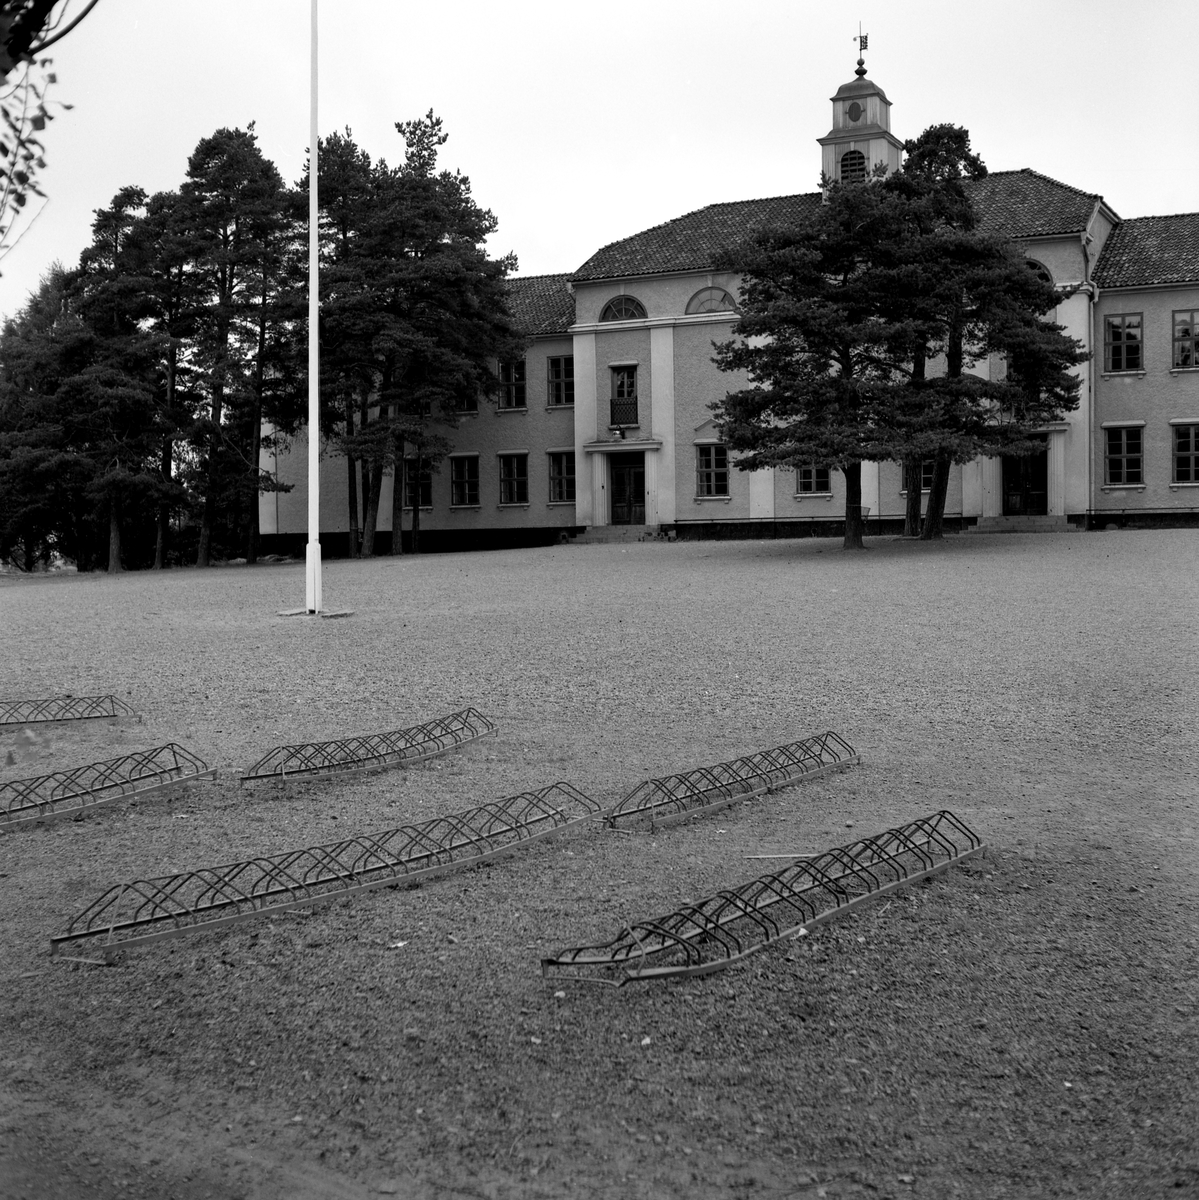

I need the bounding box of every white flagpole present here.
[304,0,323,613]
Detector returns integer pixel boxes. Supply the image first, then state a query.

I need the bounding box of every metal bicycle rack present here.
[239,707,496,784]
[1,743,214,831]
[542,810,985,986]
[0,694,138,726]
[51,782,601,959]
[607,732,859,830]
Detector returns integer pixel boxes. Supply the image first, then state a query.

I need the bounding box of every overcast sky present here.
[0,0,1194,322]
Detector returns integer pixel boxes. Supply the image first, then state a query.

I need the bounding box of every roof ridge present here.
[1111,211,1199,224]
[580,192,822,264]
[978,167,1102,204]
[509,271,573,282]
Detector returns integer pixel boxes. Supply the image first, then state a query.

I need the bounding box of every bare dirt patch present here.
[1,531,1197,1199]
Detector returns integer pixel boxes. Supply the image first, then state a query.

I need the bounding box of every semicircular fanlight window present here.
[685,287,738,315]
[599,296,648,322]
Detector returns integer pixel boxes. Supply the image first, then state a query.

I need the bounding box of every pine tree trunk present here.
[389,445,404,556]
[903,456,923,537]
[346,392,360,557]
[107,502,123,574]
[155,437,172,568]
[247,279,269,565]
[197,376,225,567]
[920,454,952,540]
[361,459,382,556]
[842,461,865,550]
[410,464,421,556]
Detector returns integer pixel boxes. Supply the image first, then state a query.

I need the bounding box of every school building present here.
[260,59,1199,552]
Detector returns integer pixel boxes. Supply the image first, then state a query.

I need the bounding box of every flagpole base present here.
[305,542,322,613]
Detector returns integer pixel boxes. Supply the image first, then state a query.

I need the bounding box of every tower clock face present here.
[847,101,863,122]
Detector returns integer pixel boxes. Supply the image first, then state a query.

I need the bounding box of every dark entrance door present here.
[1002,437,1049,516]
[610,452,645,524]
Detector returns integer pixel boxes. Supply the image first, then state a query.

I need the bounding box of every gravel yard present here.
[1,530,1197,1200]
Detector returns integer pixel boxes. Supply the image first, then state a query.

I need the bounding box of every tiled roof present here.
[572,194,824,282]
[570,170,1111,283]
[1092,214,1199,289]
[967,169,1104,239]
[506,273,575,336]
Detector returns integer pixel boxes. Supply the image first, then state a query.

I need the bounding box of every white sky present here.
[1,0,1195,323]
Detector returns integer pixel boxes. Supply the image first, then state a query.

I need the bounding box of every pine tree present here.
[712,179,903,550]
[180,126,286,566]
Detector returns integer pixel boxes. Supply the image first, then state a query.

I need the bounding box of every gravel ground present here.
[0,530,1196,1200]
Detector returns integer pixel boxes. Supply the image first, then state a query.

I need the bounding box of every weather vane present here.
[853,24,868,76]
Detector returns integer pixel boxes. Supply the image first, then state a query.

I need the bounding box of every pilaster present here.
[573,331,597,524]
[649,325,676,524]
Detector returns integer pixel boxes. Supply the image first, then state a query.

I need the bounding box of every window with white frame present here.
[498,361,526,409]
[1174,425,1199,482]
[797,464,832,493]
[1104,314,1143,372]
[498,454,529,505]
[599,296,647,322]
[403,457,432,509]
[902,460,935,493]
[1105,427,1142,485]
[610,366,638,426]
[548,452,575,502]
[696,444,729,496]
[1174,311,1198,369]
[547,356,574,406]
[685,287,737,315]
[450,456,479,506]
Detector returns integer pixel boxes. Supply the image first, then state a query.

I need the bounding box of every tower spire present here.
[854,25,868,76]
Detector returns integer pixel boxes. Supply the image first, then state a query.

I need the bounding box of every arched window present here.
[685,286,738,315]
[839,149,866,183]
[1026,259,1053,286]
[599,295,647,322]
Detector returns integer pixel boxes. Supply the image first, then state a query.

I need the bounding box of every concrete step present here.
[570,525,669,545]
[967,516,1080,534]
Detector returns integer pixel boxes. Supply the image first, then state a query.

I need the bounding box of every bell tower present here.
[817,48,904,193]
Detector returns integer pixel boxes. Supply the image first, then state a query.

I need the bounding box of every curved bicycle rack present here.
[0,694,137,726]
[1,743,214,832]
[51,782,601,959]
[607,732,859,830]
[239,707,496,784]
[542,810,985,986]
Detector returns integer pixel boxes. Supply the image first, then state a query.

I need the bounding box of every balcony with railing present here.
[609,396,639,427]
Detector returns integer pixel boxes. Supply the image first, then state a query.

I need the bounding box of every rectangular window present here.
[1173,311,1198,369]
[498,453,529,505]
[1105,427,1142,485]
[450,456,479,506]
[1105,314,1143,372]
[696,444,729,496]
[902,460,935,492]
[547,356,574,406]
[610,366,638,426]
[403,457,432,509]
[455,391,478,413]
[797,464,832,493]
[499,361,526,409]
[1174,424,1199,483]
[548,452,575,503]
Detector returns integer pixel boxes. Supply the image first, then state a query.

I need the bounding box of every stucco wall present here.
[262,334,579,537]
[1094,285,1199,513]
[572,272,742,326]
[591,327,652,438]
